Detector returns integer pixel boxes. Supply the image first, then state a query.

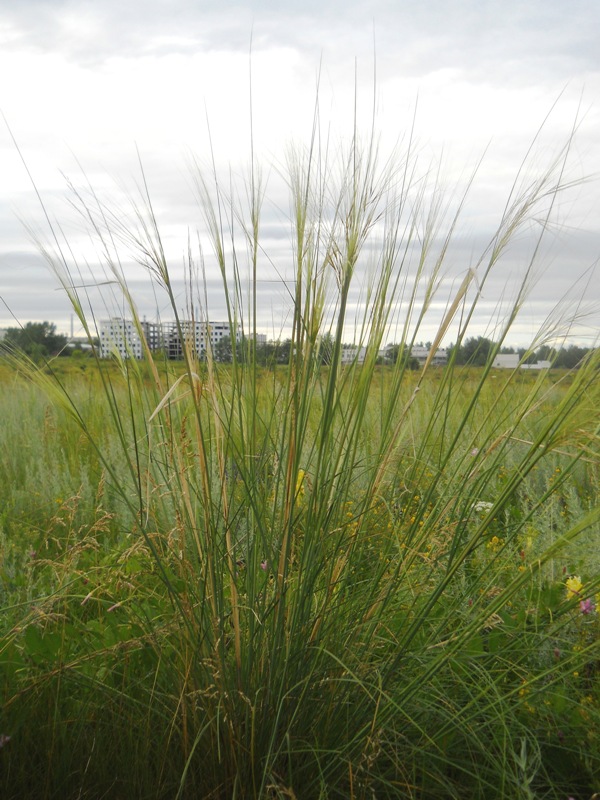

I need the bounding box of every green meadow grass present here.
[1,122,600,799]
[1,362,598,799]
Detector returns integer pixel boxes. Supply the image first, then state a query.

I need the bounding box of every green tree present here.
[1,322,68,360]
[534,345,557,363]
[255,340,277,368]
[274,338,292,365]
[384,343,419,369]
[457,336,494,366]
[555,345,589,369]
[318,332,334,365]
[213,335,234,363]
[518,347,538,365]
[384,343,400,364]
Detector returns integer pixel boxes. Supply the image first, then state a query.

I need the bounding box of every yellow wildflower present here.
[486,535,503,553]
[295,469,306,501]
[565,575,583,599]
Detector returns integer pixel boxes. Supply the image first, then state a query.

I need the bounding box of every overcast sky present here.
[1,0,599,347]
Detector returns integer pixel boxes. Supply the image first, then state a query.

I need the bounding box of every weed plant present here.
[1,113,600,799]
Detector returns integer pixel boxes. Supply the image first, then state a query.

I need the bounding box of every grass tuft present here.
[1,105,599,799]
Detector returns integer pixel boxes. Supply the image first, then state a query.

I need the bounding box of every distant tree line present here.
[212,334,344,366]
[381,343,421,368]
[0,322,68,360]
[1,323,595,370]
[211,335,293,366]
[447,336,594,368]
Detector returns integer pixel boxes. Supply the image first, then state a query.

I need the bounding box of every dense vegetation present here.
[0,322,68,360]
[1,122,599,799]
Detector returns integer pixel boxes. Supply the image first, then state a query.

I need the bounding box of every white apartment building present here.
[492,353,520,369]
[411,346,448,366]
[99,318,143,359]
[520,360,552,370]
[341,345,367,364]
[163,320,239,360]
[99,318,240,359]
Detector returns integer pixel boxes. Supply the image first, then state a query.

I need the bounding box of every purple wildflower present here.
[260,560,268,571]
[579,598,595,615]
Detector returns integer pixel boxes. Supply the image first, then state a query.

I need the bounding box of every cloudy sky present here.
[1,0,599,347]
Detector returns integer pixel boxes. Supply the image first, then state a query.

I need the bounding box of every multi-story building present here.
[340,344,367,364]
[410,346,448,366]
[163,320,239,360]
[140,318,163,353]
[99,318,143,359]
[99,318,240,359]
[379,344,448,366]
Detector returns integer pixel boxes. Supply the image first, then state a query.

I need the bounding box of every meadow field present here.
[1,355,599,799]
[1,127,600,799]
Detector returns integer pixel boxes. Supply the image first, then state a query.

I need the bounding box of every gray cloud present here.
[2,0,599,83]
[1,0,599,345]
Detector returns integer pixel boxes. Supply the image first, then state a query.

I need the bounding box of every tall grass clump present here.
[2,108,600,799]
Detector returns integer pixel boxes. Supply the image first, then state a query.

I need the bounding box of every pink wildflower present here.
[579,598,595,615]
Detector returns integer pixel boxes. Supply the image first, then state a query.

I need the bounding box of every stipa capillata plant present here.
[1,93,600,800]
